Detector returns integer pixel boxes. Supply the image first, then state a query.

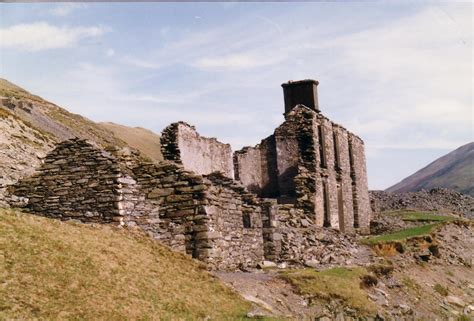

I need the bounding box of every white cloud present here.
[193,53,283,70]
[3,3,470,190]
[324,5,472,150]
[49,3,86,17]
[106,4,472,153]
[120,56,162,69]
[106,48,115,57]
[0,22,108,52]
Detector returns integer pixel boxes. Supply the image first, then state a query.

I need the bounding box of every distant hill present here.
[100,122,162,162]
[387,142,474,196]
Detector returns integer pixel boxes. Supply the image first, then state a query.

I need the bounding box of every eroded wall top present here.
[161,122,234,178]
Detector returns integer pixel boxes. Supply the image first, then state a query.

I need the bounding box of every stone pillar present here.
[348,135,371,234]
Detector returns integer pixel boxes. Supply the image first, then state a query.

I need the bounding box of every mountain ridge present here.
[387,142,474,196]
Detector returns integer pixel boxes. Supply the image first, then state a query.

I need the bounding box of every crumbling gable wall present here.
[161,122,234,178]
[9,139,124,223]
[233,136,278,197]
[234,105,370,234]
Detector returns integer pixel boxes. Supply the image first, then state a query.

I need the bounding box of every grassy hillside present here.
[0,209,251,320]
[100,122,163,162]
[0,78,47,104]
[387,142,474,196]
[280,267,376,314]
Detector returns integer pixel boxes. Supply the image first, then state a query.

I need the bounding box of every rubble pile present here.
[370,188,474,217]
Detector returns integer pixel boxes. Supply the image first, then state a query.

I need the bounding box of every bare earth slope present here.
[100,122,163,162]
[387,142,474,196]
[217,218,474,320]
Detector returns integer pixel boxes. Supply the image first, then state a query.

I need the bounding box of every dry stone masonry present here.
[161,122,234,178]
[234,80,370,233]
[8,79,371,270]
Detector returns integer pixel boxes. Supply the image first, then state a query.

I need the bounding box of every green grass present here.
[280,267,376,314]
[384,210,456,222]
[402,277,421,295]
[399,212,456,222]
[361,224,439,245]
[433,284,449,297]
[0,209,252,320]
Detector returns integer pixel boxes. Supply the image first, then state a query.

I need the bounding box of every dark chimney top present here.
[281,79,320,116]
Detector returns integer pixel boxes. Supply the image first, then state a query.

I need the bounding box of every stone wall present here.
[262,202,362,265]
[6,78,373,270]
[332,124,355,233]
[161,122,234,178]
[274,112,302,202]
[200,173,264,270]
[130,165,264,270]
[8,138,264,270]
[234,136,278,198]
[233,145,263,195]
[127,160,208,256]
[349,134,371,232]
[9,139,124,223]
[234,105,371,234]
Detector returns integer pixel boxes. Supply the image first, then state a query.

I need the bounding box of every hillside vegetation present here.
[0,78,47,104]
[100,122,163,162]
[0,209,251,320]
[387,142,474,196]
[280,267,376,314]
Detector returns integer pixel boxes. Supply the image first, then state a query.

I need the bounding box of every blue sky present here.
[1,2,472,189]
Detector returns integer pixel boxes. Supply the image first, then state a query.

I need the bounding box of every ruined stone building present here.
[9,79,370,270]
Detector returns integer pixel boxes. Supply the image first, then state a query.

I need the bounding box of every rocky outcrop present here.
[0,108,55,205]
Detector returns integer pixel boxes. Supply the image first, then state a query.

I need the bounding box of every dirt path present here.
[215,270,317,320]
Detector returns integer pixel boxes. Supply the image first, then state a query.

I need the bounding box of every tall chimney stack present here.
[281,79,320,116]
